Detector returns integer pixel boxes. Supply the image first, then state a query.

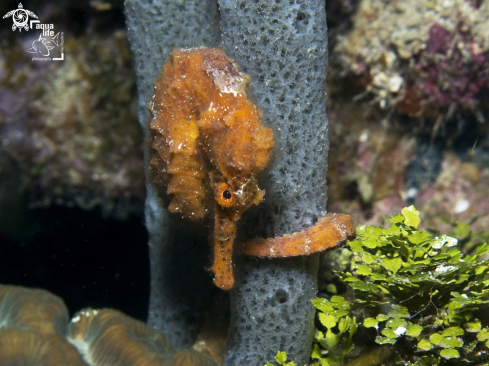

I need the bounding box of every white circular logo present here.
[3,3,38,32]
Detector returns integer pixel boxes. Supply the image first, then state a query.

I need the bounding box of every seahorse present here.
[149,48,275,290]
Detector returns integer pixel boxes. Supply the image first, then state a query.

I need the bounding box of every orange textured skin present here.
[236,214,356,257]
[150,48,274,290]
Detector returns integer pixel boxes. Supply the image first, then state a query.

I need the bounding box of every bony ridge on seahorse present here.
[149,47,355,291]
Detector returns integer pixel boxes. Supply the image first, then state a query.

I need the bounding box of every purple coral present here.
[400,22,489,117]
[426,23,450,54]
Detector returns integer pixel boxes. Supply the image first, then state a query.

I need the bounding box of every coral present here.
[325,101,489,235]
[325,99,416,229]
[413,152,489,233]
[68,308,177,364]
[0,284,219,366]
[171,349,220,366]
[399,21,489,118]
[0,284,69,336]
[0,285,87,365]
[150,48,274,290]
[323,0,489,233]
[331,0,489,119]
[0,329,87,366]
[219,1,329,238]
[238,214,355,258]
[0,27,143,219]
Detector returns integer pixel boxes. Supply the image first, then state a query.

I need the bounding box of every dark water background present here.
[0,204,149,320]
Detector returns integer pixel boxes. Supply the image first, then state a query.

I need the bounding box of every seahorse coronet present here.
[149,47,274,290]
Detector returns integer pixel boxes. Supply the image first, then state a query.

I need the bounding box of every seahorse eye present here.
[215,182,236,208]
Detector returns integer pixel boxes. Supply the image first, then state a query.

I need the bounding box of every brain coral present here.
[0,285,219,366]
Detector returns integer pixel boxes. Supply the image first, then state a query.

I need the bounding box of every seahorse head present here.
[214,177,264,213]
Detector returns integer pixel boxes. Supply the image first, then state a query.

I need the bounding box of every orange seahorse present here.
[149,48,356,291]
[149,48,275,290]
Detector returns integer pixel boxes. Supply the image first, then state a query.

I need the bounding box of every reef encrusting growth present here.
[149,48,274,290]
[0,11,144,219]
[332,0,489,120]
[324,0,489,233]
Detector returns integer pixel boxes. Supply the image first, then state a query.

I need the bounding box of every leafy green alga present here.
[310,296,358,366]
[264,207,489,366]
[337,206,489,365]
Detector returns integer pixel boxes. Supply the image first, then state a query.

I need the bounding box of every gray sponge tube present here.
[218,1,329,365]
[125,0,329,362]
[124,0,220,349]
